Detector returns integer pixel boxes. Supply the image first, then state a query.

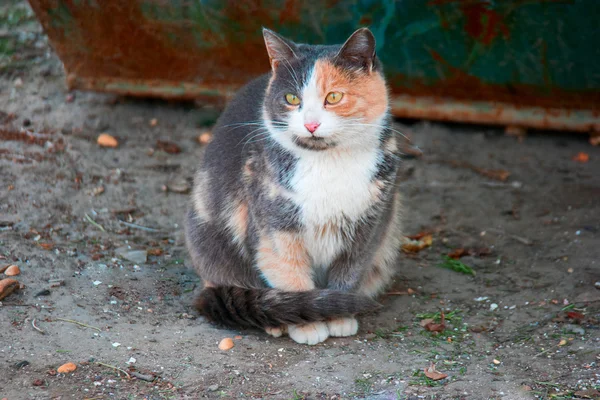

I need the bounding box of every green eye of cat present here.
[285,94,301,105]
[326,92,343,104]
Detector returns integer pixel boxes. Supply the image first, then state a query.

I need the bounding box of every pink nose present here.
[304,122,321,134]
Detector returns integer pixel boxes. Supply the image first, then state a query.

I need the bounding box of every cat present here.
[184,27,402,345]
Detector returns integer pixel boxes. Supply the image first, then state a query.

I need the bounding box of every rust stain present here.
[28,0,274,88]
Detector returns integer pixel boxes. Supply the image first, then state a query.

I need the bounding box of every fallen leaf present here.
[0,278,20,300]
[558,339,567,346]
[406,231,430,240]
[156,139,181,154]
[57,362,77,373]
[572,152,589,163]
[448,248,467,259]
[4,265,20,276]
[567,311,585,320]
[39,242,54,250]
[401,234,433,253]
[218,337,234,351]
[574,389,600,399]
[97,133,118,148]
[421,312,446,333]
[147,248,163,256]
[423,363,448,381]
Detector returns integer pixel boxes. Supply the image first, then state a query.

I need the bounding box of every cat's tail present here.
[194,286,381,329]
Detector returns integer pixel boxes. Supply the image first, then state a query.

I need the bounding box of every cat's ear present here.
[262,28,298,70]
[336,28,377,72]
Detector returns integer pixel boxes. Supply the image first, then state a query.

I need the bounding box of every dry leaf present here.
[39,243,54,250]
[218,337,234,351]
[572,152,589,163]
[0,278,20,300]
[566,311,585,320]
[147,248,163,256]
[97,133,118,148]
[4,265,20,276]
[57,362,77,373]
[558,339,567,346]
[423,363,448,381]
[574,389,600,399]
[421,312,446,333]
[448,248,467,259]
[402,234,433,253]
[156,139,181,154]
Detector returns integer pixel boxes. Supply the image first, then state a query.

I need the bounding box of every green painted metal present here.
[28,0,600,132]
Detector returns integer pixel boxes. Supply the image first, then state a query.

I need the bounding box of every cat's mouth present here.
[292,135,335,151]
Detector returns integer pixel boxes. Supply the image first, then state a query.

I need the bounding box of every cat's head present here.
[261,28,389,152]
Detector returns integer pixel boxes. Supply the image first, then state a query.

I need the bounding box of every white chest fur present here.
[290,148,381,267]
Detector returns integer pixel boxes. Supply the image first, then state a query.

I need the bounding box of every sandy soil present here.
[1,2,599,399]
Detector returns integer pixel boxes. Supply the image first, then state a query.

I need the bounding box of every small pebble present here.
[208,384,219,392]
[22,118,31,126]
[493,359,501,365]
[93,280,102,286]
[490,303,498,311]
[4,265,20,276]
[218,337,234,351]
[150,118,158,127]
[594,281,600,289]
[65,93,75,103]
[127,357,136,364]
[32,379,44,386]
[57,362,77,373]
[112,342,121,348]
[14,77,23,88]
[35,289,51,297]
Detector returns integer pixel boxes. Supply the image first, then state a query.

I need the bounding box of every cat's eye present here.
[325,92,343,105]
[285,93,301,105]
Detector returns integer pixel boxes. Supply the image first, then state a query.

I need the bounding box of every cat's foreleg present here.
[255,231,329,345]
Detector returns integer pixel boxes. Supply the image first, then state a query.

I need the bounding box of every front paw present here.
[288,322,329,345]
[265,326,284,338]
[327,317,358,337]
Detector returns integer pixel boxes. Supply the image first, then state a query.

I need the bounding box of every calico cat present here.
[184,27,402,345]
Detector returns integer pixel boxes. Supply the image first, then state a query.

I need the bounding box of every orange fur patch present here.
[256,232,313,291]
[315,60,388,122]
[229,201,248,243]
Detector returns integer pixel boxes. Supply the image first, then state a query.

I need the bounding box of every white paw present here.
[327,317,358,337]
[288,322,329,345]
[265,326,283,338]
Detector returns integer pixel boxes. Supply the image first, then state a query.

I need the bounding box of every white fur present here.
[264,63,388,267]
[291,148,380,266]
[288,322,329,345]
[327,317,358,337]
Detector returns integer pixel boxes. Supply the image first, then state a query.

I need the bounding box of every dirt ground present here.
[1,2,599,399]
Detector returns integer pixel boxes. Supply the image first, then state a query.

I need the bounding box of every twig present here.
[54,317,101,332]
[32,318,45,335]
[96,362,131,379]
[130,370,155,382]
[533,347,553,358]
[117,220,162,233]
[487,228,533,246]
[85,213,106,232]
[386,291,408,295]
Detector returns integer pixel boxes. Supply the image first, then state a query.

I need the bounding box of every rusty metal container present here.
[28,0,600,134]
